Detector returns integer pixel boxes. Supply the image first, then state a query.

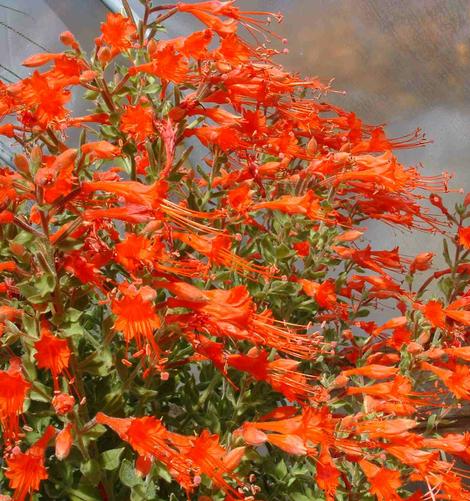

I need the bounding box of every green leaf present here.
[22,313,37,336]
[131,482,156,501]
[102,390,125,415]
[65,308,83,323]
[18,273,56,303]
[36,273,56,295]
[438,276,454,298]
[80,459,101,486]
[119,459,140,488]
[79,349,113,376]
[67,484,102,501]
[274,459,288,478]
[60,322,84,338]
[101,447,125,471]
[82,424,107,441]
[275,243,293,259]
[443,239,452,268]
[30,381,51,402]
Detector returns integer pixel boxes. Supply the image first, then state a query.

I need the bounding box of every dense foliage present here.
[0,1,469,499]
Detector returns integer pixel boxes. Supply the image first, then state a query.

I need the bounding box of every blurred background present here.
[0,0,469,256]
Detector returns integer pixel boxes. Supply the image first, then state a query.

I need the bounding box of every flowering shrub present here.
[0,1,469,500]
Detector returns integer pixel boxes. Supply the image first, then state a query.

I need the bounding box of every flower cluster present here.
[0,1,469,499]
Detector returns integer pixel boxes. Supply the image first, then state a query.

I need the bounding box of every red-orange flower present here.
[112,283,161,357]
[100,12,136,54]
[120,104,154,142]
[458,227,470,249]
[253,190,323,220]
[342,364,398,379]
[5,426,56,501]
[130,45,189,83]
[115,233,161,273]
[421,362,470,400]
[10,71,70,127]
[108,412,236,493]
[359,459,402,501]
[34,328,71,389]
[410,252,434,272]
[81,141,121,160]
[316,446,341,501]
[0,360,31,444]
[55,423,73,460]
[227,348,318,402]
[52,393,75,415]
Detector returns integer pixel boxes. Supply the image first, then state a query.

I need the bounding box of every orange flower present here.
[97,413,183,458]
[60,31,80,50]
[177,30,213,60]
[115,233,161,273]
[347,375,433,416]
[423,433,470,461]
[55,423,73,460]
[176,2,238,36]
[176,1,279,38]
[342,364,398,379]
[372,316,407,336]
[100,13,136,54]
[34,149,77,203]
[253,190,323,220]
[293,241,310,257]
[410,252,434,272]
[163,281,319,359]
[299,279,337,309]
[100,412,245,497]
[458,226,470,249]
[421,362,470,400]
[173,231,270,277]
[52,393,75,415]
[0,261,16,273]
[359,459,402,501]
[10,71,70,127]
[216,33,251,65]
[5,426,56,501]
[335,230,363,242]
[184,430,244,498]
[227,348,318,402]
[0,123,16,137]
[82,205,153,224]
[444,346,470,361]
[423,300,447,329]
[34,328,71,389]
[81,141,121,160]
[0,360,31,444]
[112,283,161,357]
[120,104,154,142]
[129,45,189,83]
[82,179,167,208]
[351,127,429,154]
[354,418,417,438]
[316,447,341,501]
[444,307,470,326]
[22,52,63,68]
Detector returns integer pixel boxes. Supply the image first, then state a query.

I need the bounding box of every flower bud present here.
[55,423,73,460]
[410,252,434,273]
[60,31,80,50]
[52,393,75,415]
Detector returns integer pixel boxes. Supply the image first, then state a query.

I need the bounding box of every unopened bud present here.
[60,31,80,50]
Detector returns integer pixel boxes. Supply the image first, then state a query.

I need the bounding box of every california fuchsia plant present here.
[0,1,469,500]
